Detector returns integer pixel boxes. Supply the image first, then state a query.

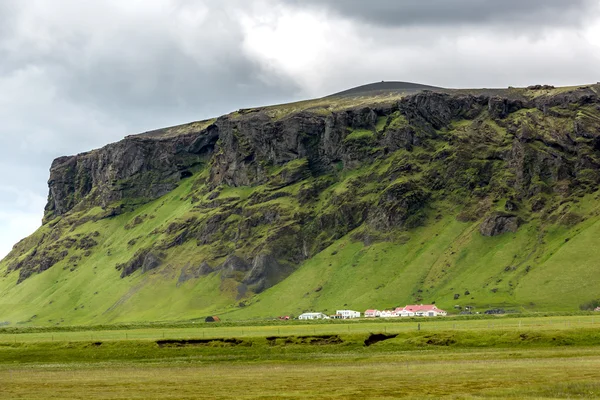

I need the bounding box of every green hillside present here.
[2,83,600,326]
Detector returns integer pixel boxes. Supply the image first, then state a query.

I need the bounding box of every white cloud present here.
[583,15,600,48]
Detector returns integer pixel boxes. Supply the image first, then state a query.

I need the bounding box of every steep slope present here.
[2,83,600,326]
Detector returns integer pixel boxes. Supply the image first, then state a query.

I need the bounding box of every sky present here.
[1,0,600,258]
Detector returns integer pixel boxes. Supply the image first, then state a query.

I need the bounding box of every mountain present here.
[2,83,600,326]
[327,81,443,97]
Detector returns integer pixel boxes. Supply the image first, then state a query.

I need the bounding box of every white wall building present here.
[394,307,415,317]
[335,310,361,319]
[298,312,330,320]
[364,309,381,317]
[402,305,447,317]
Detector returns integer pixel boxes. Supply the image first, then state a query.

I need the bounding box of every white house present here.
[394,307,415,317]
[401,304,447,317]
[364,309,381,318]
[336,310,361,319]
[298,312,330,320]
[379,310,396,318]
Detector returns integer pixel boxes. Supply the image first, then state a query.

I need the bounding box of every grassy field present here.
[2,348,600,399]
[1,314,599,343]
[2,315,600,398]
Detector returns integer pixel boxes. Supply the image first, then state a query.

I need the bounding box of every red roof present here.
[402,304,446,313]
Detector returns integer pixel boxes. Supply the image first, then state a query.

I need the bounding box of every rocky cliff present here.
[2,83,600,324]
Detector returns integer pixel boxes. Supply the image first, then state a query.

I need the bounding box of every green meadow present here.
[2,315,600,399]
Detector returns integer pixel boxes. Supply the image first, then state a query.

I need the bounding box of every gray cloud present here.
[0,0,304,257]
[290,0,598,28]
[0,1,300,132]
[0,0,599,257]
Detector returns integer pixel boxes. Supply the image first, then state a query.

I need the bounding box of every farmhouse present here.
[394,307,415,317]
[364,309,381,318]
[298,312,330,320]
[401,304,447,317]
[379,310,395,318]
[336,310,361,319]
[594,307,600,312]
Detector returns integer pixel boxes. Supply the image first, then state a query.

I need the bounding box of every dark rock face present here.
[244,253,293,293]
[197,261,213,276]
[8,231,100,283]
[44,125,218,222]
[480,213,520,237]
[44,87,599,222]
[219,255,251,280]
[141,252,163,273]
[368,180,428,231]
[177,262,214,286]
[116,249,164,278]
[9,249,68,284]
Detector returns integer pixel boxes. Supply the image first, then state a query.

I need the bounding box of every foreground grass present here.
[1,347,600,399]
[2,316,600,398]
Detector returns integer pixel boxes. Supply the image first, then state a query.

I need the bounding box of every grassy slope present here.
[0,177,234,325]
[2,179,599,325]
[224,195,600,319]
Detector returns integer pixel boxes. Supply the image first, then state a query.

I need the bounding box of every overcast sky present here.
[1,0,600,258]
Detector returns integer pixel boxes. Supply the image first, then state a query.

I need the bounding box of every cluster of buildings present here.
[297,310,360,320]
[365,304,447,318]
[297,305,446,320]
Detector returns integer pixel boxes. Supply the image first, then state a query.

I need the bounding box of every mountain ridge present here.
[2,82,600,326]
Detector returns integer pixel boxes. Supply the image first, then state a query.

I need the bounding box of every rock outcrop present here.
[479,213,520,237]
[45,124,218,221]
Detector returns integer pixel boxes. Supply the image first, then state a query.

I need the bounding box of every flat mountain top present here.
[328,81,443,97]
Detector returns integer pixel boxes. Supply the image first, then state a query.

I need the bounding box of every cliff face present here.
[45,124,219,221]
[46,86,600,221]
[3,84,600,323]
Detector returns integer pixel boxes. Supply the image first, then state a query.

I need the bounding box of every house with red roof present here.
[364,304,446,318]
[594,306,600,312]
[394,307,415,317]
[364,309,381,318]
[400,304,447,317]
